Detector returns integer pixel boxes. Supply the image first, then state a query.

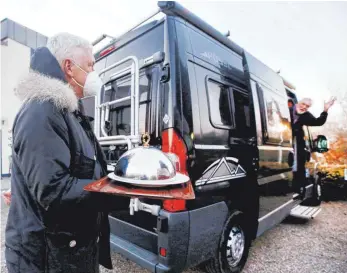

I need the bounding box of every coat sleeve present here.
[301,111,328,126]
[13,101,129,212]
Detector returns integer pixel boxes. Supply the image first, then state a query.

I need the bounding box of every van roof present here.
[94,1,296,91]
[94,18,164,60]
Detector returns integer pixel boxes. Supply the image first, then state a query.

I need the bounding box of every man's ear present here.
[62,59,73,77]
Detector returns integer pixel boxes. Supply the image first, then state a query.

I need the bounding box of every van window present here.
[233,90,251,136]
[206,78,233,129]
[258,84,292,146]
[106,70,152,136]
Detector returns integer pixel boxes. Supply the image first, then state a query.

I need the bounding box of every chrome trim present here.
[98,135,137,149]
[109,67,132,81]
[258,172,290,185]
[96,56,140,142]
[306,184,313,190]
[194,144,229,150]
[258,145,293,151]
[258,198,294,222]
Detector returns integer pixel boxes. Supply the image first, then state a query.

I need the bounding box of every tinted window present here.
[106,71,152,136]
[206,79,232,128]
[233,90,251,136]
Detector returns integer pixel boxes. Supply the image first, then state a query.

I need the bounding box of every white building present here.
[1,18,47,177]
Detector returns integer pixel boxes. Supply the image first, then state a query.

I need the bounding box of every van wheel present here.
[205,211,250,273]
[304,176,322,207]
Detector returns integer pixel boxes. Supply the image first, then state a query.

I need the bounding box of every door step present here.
[290,205,321,220]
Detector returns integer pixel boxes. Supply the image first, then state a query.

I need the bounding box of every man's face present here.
[63,49,95,98]
[296,100,311,114]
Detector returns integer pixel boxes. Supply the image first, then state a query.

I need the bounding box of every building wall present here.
[1,38,31,176]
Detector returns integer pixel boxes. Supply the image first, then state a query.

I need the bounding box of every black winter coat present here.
[5,47,128,273]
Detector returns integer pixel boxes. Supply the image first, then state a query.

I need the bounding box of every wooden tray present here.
[84,176,195,200]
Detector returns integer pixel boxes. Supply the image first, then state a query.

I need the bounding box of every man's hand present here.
[324,96,336,112]
[2,190,11,206]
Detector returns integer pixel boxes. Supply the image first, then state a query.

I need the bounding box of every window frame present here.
[102,66,158,136]
[109,69,153,105]
[205,76,235,130]
[232,88,252,137]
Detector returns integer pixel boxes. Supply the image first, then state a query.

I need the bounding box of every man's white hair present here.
[46,32,92,65]
[299,98,313,106]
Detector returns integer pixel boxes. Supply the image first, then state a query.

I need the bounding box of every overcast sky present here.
[2,0,347,118]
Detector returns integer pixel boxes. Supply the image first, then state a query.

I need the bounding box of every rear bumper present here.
[109,201,229,273]
[110,234,167,272]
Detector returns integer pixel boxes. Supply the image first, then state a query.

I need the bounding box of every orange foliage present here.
[324,134,347,165]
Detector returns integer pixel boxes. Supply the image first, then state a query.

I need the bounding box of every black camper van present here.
[85,1,328,272]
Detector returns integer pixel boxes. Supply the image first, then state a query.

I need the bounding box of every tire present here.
[204,210,251,273]
[304,176,322,206]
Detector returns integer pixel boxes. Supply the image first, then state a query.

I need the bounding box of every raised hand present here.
[324,96,337,112]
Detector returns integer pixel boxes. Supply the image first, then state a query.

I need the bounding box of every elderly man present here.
[5,33,128,273]
[289,97,335,194]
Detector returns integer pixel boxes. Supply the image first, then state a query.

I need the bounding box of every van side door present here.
[250,80,294,209]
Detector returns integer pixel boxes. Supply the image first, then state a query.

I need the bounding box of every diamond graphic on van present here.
[195,157,246,186]
[163,114,170,124]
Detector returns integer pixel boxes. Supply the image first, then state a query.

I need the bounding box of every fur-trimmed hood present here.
[15,70,79,112]
[15,46,79,112]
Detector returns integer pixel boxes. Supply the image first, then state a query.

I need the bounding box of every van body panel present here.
[88,3,321,271]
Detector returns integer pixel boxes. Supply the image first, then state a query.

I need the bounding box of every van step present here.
[290,205,321,220]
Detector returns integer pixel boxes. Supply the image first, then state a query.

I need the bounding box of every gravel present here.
[100,201,347,273]
[1,177,346,273]
[242,201,347,273]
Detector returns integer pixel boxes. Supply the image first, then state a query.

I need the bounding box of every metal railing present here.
[96,56,140,149]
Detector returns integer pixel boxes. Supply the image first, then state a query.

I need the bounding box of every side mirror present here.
[313,135,329,153]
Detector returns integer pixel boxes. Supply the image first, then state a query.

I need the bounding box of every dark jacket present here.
[5,47,128,273]
[289,106,328,145]
[289,106,328,186]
